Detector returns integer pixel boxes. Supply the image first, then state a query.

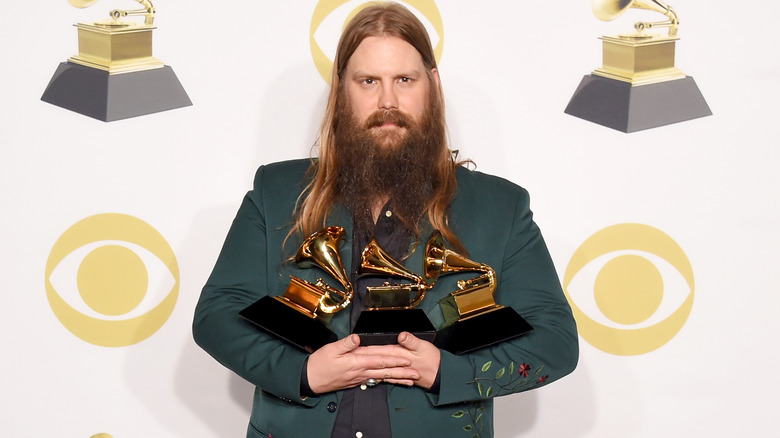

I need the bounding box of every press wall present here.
[2,1,778,437]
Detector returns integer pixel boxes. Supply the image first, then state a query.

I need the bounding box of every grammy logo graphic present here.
[565,0,711,132]
[41,1,191,121]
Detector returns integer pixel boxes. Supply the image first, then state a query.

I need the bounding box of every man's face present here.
[342,36,439,148]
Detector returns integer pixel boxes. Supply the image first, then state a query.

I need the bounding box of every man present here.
[193,3,578,437]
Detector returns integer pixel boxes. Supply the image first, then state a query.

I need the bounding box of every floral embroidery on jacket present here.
[452,401,487,438]
[452,360,548,436]
[471,360,547,397]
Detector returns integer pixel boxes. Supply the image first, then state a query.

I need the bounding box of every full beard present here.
[333,88,445,238]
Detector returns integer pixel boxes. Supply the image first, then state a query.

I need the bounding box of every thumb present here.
[336,333,361,354]
[397,331,419,350]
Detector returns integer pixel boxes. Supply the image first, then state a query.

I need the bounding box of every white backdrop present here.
[2,1,779,437]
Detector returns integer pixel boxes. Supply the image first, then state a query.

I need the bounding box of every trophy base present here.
[41,61,192,122]
[240,296,337,353]
[564,74,711,133]
[433,306,533,355]
[353,308,436,346]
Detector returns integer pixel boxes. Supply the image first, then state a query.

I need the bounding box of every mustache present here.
[364,110,413,129]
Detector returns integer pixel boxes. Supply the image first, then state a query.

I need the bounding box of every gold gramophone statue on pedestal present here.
[565,0,711,132]
[424,231,532,355]
[41,0,191,121]
[240,226,354,352]
[351,239,436,345]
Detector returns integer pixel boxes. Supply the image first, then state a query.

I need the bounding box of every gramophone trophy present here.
[565,0,711,132]
[352,239,436,345]
[41,0,191,121]
[425,231,533,355]
[240,226,354,352]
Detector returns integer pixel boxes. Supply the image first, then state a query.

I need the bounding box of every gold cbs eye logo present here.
[563,223,694,356]
[310,0,444,82]
[45,213,179,347]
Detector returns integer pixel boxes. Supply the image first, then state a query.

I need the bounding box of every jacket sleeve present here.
[427,183,579,406]
[192,165,320,407]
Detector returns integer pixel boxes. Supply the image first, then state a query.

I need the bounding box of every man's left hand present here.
[393,331,440,390]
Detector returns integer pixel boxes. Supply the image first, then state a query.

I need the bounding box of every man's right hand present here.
[306,334,421,393]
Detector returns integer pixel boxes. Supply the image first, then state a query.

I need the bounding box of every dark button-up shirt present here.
[330,205,413,438]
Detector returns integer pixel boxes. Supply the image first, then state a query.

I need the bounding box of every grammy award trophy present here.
[425,231,533,355]
[41,1,191,121]
[565,0,711,132]
[352,239,436,345]
[240,226,354,353]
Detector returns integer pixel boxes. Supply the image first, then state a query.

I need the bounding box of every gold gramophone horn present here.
[592,0,679,36]
[360,239,430,308]
[424,231,498,319]
[424,231,496,294]
[295,226,353,313]
[68,0,156,26]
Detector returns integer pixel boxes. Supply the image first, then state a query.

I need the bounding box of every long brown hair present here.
[290,2,466,251]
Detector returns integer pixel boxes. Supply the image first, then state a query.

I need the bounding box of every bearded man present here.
[193,3,578,438]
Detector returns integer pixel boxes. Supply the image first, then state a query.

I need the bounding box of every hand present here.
[394,332,441,390]
[306,334,421,394]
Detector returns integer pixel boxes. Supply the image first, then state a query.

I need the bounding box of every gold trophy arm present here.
[633,3,678,36]
[592,0,680,37]
[110,1,156,26]
[317,278,354,314]
[456,268,496,295]
[408,283,429,307]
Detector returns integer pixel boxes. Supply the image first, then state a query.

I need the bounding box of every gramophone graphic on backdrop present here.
[41,0,191,122]
[565,0,711,132]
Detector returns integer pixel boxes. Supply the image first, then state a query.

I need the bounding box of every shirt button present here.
[356,432,363,438]
[385,210,392,218]
[326,401,337,413]
[360,384,367,390]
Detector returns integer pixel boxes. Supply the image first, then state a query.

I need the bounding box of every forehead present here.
[345,36,426,75]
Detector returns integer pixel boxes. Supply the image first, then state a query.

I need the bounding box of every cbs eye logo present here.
[310,0,444,82]
[45,213,179,347]
[563,223,694,356]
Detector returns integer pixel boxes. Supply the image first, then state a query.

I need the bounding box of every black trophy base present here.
[564,74,712,133]
[433,306,534,355]
[353,308,436,346]
[41,62,192,122]
[239,296,337,353]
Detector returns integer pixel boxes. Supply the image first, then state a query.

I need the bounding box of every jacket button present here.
[327,402,337,413]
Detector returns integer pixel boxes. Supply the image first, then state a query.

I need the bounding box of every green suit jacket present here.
[193,159,578,438]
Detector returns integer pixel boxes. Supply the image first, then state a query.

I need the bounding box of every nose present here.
[378,82,398,110]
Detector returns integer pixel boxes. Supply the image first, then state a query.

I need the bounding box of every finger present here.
[353,344,409,356]
[383,378,416,387]
[369,367,420,383]
[334,334,361,354]
[359,354,412,370]
[397,331,420,350]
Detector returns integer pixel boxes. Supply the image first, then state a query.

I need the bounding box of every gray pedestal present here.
[41,62,192,122]
[564,74,711,133]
